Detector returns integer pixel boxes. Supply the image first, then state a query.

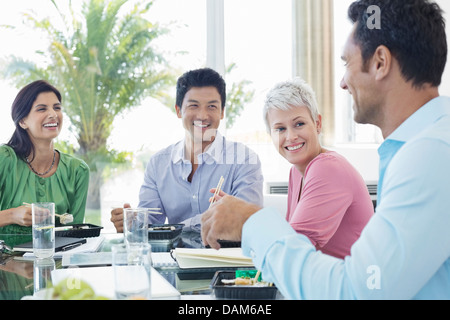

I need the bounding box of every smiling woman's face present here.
[19,91,63,144]
[268,105,322,174]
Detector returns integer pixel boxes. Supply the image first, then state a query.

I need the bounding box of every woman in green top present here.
[0,80,89,234]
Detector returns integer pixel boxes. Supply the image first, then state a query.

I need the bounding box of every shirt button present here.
[39,178,45,185]
[192,195,197,199]
[250,250,256,259]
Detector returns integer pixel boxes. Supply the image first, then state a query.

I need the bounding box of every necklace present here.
[26,150,56,176]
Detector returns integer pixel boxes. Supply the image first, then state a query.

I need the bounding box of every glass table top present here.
[0,231,258,300]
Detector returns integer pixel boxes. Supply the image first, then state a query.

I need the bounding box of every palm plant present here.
[3,0,174,208]
[2,0,254,208]
[3,0,174,166]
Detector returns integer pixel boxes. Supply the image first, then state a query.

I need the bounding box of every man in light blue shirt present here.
[201,0,450,299]
[138,130,263,232]
[111,68,263,232]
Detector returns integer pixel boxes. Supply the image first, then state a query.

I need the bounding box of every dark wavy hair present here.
[6,80,62,160]
[176,68,226,110]
[348,0,447,88]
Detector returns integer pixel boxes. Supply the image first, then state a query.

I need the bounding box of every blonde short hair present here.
[263,78,319,133]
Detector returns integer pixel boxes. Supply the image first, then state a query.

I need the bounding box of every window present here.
[0,0,370,230]
[223,0,293,184]
[0,1,50,144]
[9,0,439,229]
[333,0,383,144]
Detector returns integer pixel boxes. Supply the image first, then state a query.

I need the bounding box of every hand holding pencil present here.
[209,176,225,207]
[209,189,227,204]
[201,195,262,250]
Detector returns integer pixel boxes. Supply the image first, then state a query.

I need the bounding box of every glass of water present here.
[123,208,148,245]
[112,243,152,300]
[32,202,55,259]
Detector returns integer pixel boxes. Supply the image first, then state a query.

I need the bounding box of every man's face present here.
[176,86,224,149]
[340,26,381,126]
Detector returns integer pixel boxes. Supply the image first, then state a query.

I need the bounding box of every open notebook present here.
[51,266,180,299]
[173,247,254,269]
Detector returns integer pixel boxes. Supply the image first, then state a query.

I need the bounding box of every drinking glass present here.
[32,202,55,259]
[123,208,148,245]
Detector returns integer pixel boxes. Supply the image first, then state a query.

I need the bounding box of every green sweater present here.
[0,145,90,234]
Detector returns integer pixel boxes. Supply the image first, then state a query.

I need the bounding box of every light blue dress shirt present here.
[242,96,450,299]
[139,132,264,232]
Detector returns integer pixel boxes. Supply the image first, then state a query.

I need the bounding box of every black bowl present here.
[211,271,278,300]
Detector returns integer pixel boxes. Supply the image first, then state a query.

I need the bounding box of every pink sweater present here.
[286,151,374,259]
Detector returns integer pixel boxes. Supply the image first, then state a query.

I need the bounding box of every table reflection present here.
[33,258,55,294]
[0,231,222,300]
[0,257,34,300]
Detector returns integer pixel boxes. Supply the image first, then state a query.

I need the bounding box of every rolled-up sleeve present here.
[242,136,450,300]
[242,208,355,300]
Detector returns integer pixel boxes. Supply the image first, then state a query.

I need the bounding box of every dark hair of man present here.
[348,0,447,88]
[176,68,226,109]
[6,80,62,161]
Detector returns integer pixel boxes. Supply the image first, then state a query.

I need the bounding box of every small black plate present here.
[148,224,184,240]
[55,224,103,238]
[211,271,278,300]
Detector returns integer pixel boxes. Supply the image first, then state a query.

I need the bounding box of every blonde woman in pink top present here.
[263,78,373,259]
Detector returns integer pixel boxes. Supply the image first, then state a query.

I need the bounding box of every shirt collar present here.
[386,96,450,143]
[171,131,224,164]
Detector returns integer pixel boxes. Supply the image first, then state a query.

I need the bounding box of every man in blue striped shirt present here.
[111,68,263,233]
[202,0,450,299]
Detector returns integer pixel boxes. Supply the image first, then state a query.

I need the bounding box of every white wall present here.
[330,145,379,183]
